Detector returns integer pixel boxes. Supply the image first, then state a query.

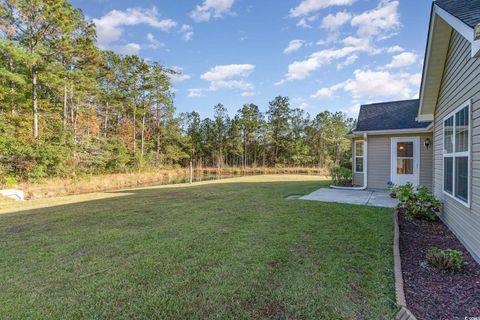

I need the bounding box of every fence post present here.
[189,160,193,184]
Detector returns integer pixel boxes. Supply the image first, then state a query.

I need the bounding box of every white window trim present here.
[442,100,471,208]
[354,140,364,173]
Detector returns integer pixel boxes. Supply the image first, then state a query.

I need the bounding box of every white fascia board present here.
[419,4,478,118]
[418,5,436,118]
[434,5,478,57]
[353,128,432,136]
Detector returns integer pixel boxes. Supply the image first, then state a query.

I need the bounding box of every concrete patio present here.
[300,188,399,208]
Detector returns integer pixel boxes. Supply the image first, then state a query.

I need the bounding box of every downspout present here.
[331,132,368,190]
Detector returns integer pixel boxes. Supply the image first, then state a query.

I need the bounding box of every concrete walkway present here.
[300,188,398,208]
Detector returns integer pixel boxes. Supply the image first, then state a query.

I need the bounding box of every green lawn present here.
[0,175,395,319]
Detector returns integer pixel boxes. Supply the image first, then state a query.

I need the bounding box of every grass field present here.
[0,175,396,319]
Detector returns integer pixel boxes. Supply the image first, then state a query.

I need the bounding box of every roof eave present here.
[352,127,432,136]
[418,4,478,119]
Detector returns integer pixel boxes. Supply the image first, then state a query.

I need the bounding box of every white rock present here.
[0,189,25,201]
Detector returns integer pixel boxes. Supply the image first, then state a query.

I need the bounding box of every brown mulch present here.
[398,211,480,319]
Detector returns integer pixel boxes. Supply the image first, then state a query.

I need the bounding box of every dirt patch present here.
[398,211,480,319]
[255,299,285,319]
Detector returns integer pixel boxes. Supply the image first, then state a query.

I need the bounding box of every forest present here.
[0,0,355,185]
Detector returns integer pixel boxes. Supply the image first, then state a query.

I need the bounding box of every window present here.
[354,141,364,173]
[443,102,470,206]
[396,142,414,174]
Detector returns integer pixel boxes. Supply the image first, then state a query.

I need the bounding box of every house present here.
[350,0,480,262]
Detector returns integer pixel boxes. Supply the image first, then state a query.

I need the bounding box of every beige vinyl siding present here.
[367,136,391,189]
[419,135,434,191]
[433,30,480,262]
[366,133,433,190]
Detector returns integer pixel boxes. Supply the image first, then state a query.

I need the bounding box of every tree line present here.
[0,0,354,184]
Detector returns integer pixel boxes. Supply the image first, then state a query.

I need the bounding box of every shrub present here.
[330,166,352,186]
[396,183,414,202]
[426,247,465,272]
[396,184,441,221]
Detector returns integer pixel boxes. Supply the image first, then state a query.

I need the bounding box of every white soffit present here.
[418,4,479,119]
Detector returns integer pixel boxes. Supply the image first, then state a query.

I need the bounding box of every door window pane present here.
[397,159,413,174]
[397,142,413,157]
[455,107,469,153]
[355,141,363,156]
[355,158,363,172]
[455,156,468,202]
[444,116,454,153]
[444,157,453,194]
[354,141,364,173]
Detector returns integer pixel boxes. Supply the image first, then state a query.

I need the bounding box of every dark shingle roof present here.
[353,99,431,132]
[435,0,480,29]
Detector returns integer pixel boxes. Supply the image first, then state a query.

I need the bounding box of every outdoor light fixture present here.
[424,138,431,149]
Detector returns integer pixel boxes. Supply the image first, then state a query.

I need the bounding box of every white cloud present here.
[386,52,418,68]
[296,15,318,28]
[312,69,421,101]
[241,91,255,97]
[386,45,404,53]
[188,88,204,97]
[169,67,191,82]
[93,7,177,50]
[321,11,351,31]
[351,0,400,39]
[180,24,194,41]
[276,43,369,84]
[290,0,356,17]
[284,40,305,54]
[343,69,420,99]
[201,64,255,91]
[298,102,311,109]
[337,54,358,69]
[146,33,165,49]
[110,43,142,55]
[311,87,335,99]
[190,0,235,22]
[297,18,312,28]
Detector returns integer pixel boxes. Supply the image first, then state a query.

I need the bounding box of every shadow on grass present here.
[0,178,330,219]
[0,178,396,319]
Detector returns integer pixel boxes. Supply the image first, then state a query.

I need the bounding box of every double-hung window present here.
[354,141,364,173]
[443,102,470,206]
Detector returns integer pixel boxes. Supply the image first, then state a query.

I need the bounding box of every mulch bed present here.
[399,211,480,319]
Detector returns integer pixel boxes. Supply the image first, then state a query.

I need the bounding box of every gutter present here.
[353,127,432,135]
[331,132,368,190]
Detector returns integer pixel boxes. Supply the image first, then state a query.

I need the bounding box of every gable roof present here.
[353,99,431,133]
[435,0,480,29]
[418,1,480,121]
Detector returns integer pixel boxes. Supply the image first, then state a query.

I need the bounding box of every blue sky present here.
[71,0,432,118]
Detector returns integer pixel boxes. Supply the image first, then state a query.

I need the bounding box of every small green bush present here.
[396,184,441,221]
[426,247,466,272]
[330,166,352,186]
[4,176,17,188]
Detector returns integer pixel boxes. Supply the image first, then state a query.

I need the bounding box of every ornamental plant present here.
[387,181,397,198]
[426,247,466,272]
[396,184,441,221]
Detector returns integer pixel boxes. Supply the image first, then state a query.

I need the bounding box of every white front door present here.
[391,137,420,187]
